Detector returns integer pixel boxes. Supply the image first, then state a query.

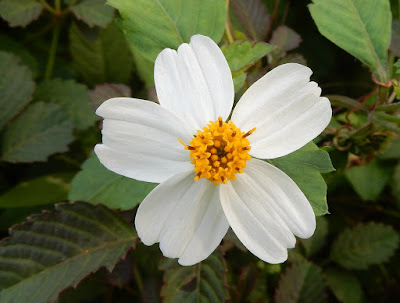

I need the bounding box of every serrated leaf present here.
[221,40,274,73]
[89,83,131,110]
[0,173,72,208]
[345,158,391,201]
[0,201,137,303]
[69,155,157,211]
[269,26,302,62]
[330,222,399,270]
[0,0,43,27]
[70,0,114,28]
[390,19,400,57]
[34,78,96,130]
[230,0,270,41]
[309,0,391,82]
[269,142,335,216]
[325,268,363,303]
[275,260,326,303]
[299,216,328,257]
[69,22,132,85]
[160,251,228,303]
[108,0,226,62]
[0,51,35,131]
[1,102,74,163]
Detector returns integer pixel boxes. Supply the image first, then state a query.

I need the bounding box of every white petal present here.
[154,35,234,132]
[231,63,332,159]
[95,97,193,183]
[135,171,229,266]
[219,158,316,264]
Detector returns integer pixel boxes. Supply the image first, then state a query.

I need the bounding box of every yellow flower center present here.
[179,117,255,185]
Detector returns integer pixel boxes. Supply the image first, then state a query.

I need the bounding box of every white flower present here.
[95,35,332,266]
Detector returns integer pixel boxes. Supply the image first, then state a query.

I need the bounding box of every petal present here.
[231,63,332,159]
[154,35,234,132]
[95,97,193,183]
[135,171,229,266]
[219,158,316,264]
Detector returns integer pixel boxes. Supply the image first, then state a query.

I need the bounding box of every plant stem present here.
[39,0,56,14]
[54,0,61,12]
[133,265,144,292]
[224,0,234,43]
[44,20,61,80]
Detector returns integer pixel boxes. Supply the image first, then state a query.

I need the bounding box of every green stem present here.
[54,0,61,12]
[44,20,61,80]
[376,102,400,112]
[39,0,56,14]
[224,0,234,43]
[133,265,144,292]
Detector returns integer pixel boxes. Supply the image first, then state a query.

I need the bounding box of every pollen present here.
[180,117,255,185]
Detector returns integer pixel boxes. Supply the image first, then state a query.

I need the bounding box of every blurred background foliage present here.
[0,0,399,302]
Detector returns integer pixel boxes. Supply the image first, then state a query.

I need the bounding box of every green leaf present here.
[275,260,326,303]
[230,0,270,41]
[379,138,400,159]
[1,102,74,163]
[269,26,302,62]
[160,251,228,303]
[69,155,157,211]
[390,19,400,57]
[0,201,137,303]
[330,222,399,270]
[0,0,43,27]
[0,173,72,208]
[309,0,391,82]
[269,142,335,216]
[108,0,226,62]
[299,216,328,257]
[232,72,247,93]
[0,51,35,131]
[221,40,274,73]
[392,162,400,205]
[34,78,96,130]
[69,22,133,85]
[345,158,391,201]
[325,268,364,303]
[70,0,114,28]
[131,48,155,88]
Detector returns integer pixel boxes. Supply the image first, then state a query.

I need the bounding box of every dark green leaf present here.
[70,0,114,28]
[379,138,400,159]
[131,48,155,88]
[1,102,74,163]
[69,155,157,211]
[221,40,274,73]
[345,159,391,201]
[0,173,72,208]
[232,72,247,93]
[0,0,43,27]
[34,78,96,130]
[0,51,35,131]
[69,22,133,85]
[275,260,326,303]
[392,162,400,205]
[160,251,228,303]
[390,19,400,57]
[309,0,391,82]
[299,216,328,257]
[108,0,226,62]
[330,222,399,270]
[325,268,364,303]
[269,142,335,216]
[230,0,270,41]
[0,201,137,303]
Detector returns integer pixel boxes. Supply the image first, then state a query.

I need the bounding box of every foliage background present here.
[0,0,399,302]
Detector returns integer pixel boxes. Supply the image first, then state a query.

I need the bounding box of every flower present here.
[95,35,332,266]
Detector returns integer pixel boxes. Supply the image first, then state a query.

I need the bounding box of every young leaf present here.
[34,78,96,130]
[230,0,270,41]
[299,216,328,257]
[269,142,335,216]
[221,40,274,73]
[0,173,72,208]
[108,0,226,62]
[160,251,228,303]
[70,0,114,28]
[330,222,399,270]
[69,22,133,85]
[0,51,35,131]
[1,102,74,163]
[0,201,137,303]
[0,0,43,27]
[275,260,326,303]
[325,268,364,303]
[309,0,391,82]
[345,158,391,201]
[68,155,157,211]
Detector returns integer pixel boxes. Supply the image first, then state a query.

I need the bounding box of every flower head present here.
[95,35,332,266]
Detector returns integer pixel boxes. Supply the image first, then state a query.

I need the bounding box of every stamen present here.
[243,127,256,138]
